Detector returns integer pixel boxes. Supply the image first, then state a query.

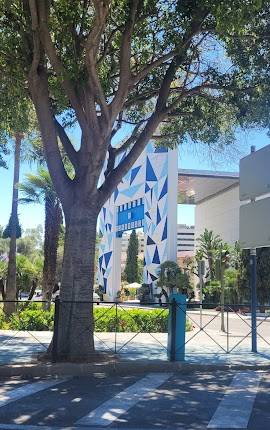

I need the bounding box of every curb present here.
[1,360,270,377]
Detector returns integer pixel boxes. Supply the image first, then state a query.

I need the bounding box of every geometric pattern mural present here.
[98,142,178,299]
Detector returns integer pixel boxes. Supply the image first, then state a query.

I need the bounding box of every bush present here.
[0,311,9,329]
[0,305,192,332]
[94,307,192,333]
[9,308,54,331]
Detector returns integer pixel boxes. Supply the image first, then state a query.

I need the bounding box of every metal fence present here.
[1,300,270,364]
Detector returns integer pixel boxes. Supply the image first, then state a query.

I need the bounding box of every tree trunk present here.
[42,198,62,307]
[4,134,22,316]
[51,203,98,361]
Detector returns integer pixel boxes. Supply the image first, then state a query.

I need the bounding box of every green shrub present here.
[0,305,192,332]
[0,312,10,329]
[9,308,54,331]
[94,307,192,333]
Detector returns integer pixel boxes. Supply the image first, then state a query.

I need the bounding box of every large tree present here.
[0,0,268,360]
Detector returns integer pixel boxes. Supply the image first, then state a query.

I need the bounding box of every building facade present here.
[98,149,239,299]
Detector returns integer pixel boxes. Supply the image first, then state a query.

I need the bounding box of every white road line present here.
[0,425,179,430]
[0,379,67,408]
[0,425,57,430]
[207,371,262,429]
[76,372,172,427]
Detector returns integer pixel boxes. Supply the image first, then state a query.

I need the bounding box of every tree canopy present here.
[0,0,268,215]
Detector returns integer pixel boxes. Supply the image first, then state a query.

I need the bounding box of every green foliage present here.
[157,261,191,294]
[16,254,42,293]
[94,307,192,333]
[0,0,268,171]
[19,168,58,206]
[0,134,9,169]
[0,226,9,256]
[0,306,192,332]
[9,308,54,331]
[124,230,139,283]
[137,283,151,304]
[0,260,7,279]
[17,226,43,258]
[2,214,22,239]
[238,247,270,305]
[196,229,223,280]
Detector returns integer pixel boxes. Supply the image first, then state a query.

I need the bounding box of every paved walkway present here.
[1,328,270,367]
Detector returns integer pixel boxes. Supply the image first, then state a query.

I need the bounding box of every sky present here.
[0,127,270,233]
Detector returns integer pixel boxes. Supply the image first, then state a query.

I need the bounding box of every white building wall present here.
[195,185,240,245]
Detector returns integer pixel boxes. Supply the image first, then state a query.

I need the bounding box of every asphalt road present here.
[0,370,269,429]
[186,311,270,341]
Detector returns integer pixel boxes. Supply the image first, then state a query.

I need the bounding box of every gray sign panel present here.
[239,145,270,201]
[239,198,270,249]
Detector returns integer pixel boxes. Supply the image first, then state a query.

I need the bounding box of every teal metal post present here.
[167,293,187,361]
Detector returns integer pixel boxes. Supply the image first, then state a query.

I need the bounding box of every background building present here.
[178,169,240,246]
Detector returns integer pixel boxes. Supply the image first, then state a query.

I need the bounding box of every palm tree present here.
[197,229,222,281]
[3,133,23,316]
[19,168,63,303]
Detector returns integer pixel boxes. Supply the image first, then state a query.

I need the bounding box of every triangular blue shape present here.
[130,166,141,185]
[159,178,168,200]
[121,183,142,198]
[162,218,167,241]
[145,211,151,219]
[152,247,160,264]
[114,188,119,202]
[145,183,151,193]
[154,146,168,153]
[102,207,106,219]
[146,157,157,181]
[147,236,155,245]
[99,255,103,271]
[150,273,159,281]
[104,251,112,268]
[103,278,107,292]
[156,206,161,225]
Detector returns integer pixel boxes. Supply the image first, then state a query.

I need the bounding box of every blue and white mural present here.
[98,143,178,299]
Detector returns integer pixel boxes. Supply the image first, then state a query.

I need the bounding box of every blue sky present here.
[0,128,269,232]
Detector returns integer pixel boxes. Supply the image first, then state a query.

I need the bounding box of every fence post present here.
[114,303,118,354]
[52,297,60,362]
[167,294,186,361]
[250,248,257,353]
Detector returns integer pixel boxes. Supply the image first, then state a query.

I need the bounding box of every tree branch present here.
[36,0,87,130]
[110,0,139,121]
[131,50,177,85]
[54,118,79,170]
[85,0,110,126]
[98,111,163,203]
[28,68,73,217]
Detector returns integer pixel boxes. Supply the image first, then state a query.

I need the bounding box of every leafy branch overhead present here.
[0,0,267,214]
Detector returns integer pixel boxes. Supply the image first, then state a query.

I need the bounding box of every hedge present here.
[0,305,192,332]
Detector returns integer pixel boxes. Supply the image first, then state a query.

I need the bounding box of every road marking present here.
[207,371,262,429]
[0,425,180,430]
[76,372,172,427]
[0,425,57,430]
[0,379,67,408]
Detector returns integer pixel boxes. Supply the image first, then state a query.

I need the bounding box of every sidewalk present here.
[1,329,270,373]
